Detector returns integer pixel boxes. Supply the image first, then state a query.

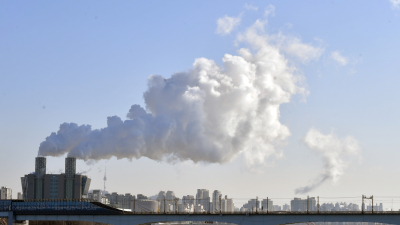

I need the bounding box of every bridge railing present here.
[139,196,400,214]
[2,195,400,215]
[0,199,120,215]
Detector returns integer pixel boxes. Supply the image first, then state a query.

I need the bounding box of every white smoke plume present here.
[295,128,360,194]
[77,168,92,175]
[38,15,322,170]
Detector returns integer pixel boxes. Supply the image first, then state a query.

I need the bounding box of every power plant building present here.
[21,157,91,200]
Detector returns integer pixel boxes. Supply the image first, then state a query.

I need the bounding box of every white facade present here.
[92,190,102,202]
[196,189,209,211]
[221,196,234,212]
[182,195,195,205]
[291,197,316,212]
[177,203,194,213]
[193,204,204,212]
[261,199,273,211]
[212,190,222,213]
[0,186,12,199]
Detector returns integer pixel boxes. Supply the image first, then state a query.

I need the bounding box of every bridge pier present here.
[8,212,13,225]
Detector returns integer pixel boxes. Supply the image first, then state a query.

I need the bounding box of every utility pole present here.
[219,195,222,214]
[317,196,319,214]
[208,197,210,214]
[267,197,269,214]
[364,195,373,214]
[164,198,166,214]
[175,198,177,214]
[372,195,374,214]
[122,197,124,214]
[307,196,309,214]
[362,195,364,214]
[133,199,135,214]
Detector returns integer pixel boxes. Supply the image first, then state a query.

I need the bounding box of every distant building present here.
[283,203,290,211]
[21,157,91,200]
[0,187,12,199]
[273,205,282,211]
[367,203,383,211]
[157,191,166,212]
[92,190,102,202]
[242,199,260,212]
[261,199,273,211]
[17,192,22,200]
[320,202,360,211]
[212,190,222,212]
[221,195,234,212]
[291,197,316,212]
[87,190,110,205]
[123,193,135,209]
[196,189,209,211]
[137,194,147,200]
[182,195,195,205]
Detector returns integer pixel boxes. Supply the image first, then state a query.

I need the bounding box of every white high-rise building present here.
[0,187,12,199]
[212,190,222,212]
[123,193,135,210]
[182,195,195,205]
[92,190,102,202]
[291,197,316,211]
[196,189,209,211]
[261,199,273,211]
[221,195,234,212]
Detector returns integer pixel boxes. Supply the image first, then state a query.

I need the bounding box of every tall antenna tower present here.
[103,165,107,193]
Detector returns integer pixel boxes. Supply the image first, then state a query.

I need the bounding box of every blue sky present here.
[1,1,400,208]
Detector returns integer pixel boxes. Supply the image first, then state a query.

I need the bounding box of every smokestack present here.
[65,157,76,178]
[35,157,46,177]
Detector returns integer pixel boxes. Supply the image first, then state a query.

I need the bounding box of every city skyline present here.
[1,0,400,210]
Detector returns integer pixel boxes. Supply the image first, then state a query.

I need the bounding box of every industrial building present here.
[21,157,91,200]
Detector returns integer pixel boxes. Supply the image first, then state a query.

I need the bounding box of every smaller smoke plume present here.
[77,168,92,175]
[295,128,360,194]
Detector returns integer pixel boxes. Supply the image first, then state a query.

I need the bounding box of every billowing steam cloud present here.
[295,128,360,194]
[38,16,322,169]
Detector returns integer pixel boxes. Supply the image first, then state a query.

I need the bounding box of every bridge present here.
[2,200,400,225]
